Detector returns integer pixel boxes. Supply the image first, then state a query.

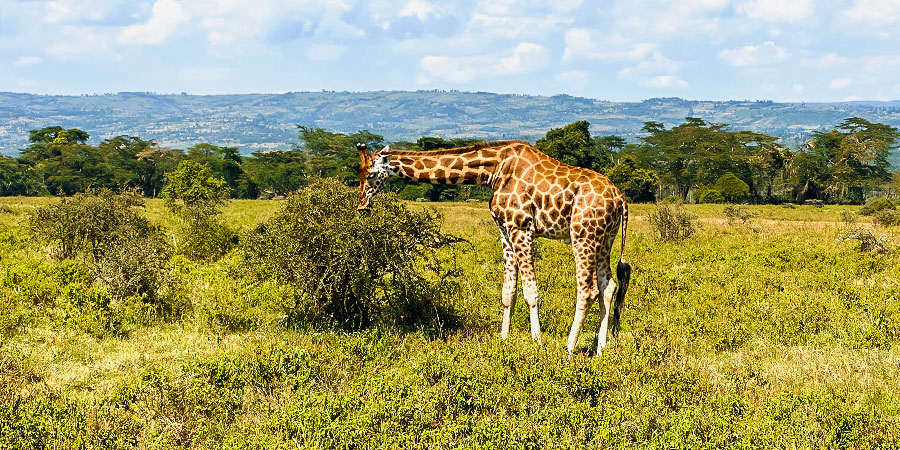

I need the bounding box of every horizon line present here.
[2,90,898,105]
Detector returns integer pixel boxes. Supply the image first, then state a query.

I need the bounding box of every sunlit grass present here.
[1,196,898,448]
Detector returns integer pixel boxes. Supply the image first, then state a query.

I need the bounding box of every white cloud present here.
[14,56,42,67]
[118,0,189,45]
[643,75,688,88]
[43,0,107,24]
[737,0,814,23]
[808,52,847,69]
[829,77,852,89]
[843,0,900,25]
[307,43,347,61]
[47,26,118,60]
[400,0,435,21]
[858,55,900,73]
[718,41,788,66]
[562,29,655,62]
[618,51,680,77]
[498,42,549,74]
[419,42,549,83]
[468,13,571,40]
[615,0,728,35]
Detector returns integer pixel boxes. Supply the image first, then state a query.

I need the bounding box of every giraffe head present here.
[355,143,393,210]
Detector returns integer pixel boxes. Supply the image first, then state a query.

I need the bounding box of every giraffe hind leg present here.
[566,238,600,354]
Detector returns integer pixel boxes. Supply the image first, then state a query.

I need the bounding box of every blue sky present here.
[2,0,899,101]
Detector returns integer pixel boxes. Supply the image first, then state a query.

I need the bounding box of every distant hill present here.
[2,91,900,159]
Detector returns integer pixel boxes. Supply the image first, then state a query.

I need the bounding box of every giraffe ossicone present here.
[355,140,631,355]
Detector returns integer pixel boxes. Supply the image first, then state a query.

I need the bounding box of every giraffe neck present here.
[384,146,503,186]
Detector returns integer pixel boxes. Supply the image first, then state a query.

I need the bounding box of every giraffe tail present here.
[611,200,631,338]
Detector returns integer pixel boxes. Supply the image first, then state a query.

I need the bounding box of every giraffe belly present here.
[534,212,570,240]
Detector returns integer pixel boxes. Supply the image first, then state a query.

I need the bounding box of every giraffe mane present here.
[408,140,531,155]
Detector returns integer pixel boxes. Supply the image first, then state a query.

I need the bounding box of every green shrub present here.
[873,209,900,227]
[607,155,659,202]
[696,188,725,204]
[713,172,750,203]
[398,184,432,201]
[163,160,237,260]
[647,202,697,241]
[859,197,895,216]
[723,204,756,225]
[241,177,462,330]
[838,226,891,254]
[27,190,172,305]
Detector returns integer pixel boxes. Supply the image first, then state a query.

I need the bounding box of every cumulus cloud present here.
[618,51,680,77]
[807,52,847,69]
[418,42,549,83]
[14,56,42,67]
[400,0,435,21]
[643,75,688,88]
[563,29,655,62]
[118,0,189,45]
[718,41,788,66]
[843,0,900,25]
[48,26,119,60]
[615,0,728,36]
[736,0,814,22]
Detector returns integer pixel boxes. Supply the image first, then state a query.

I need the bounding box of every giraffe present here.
[355,140,631,355]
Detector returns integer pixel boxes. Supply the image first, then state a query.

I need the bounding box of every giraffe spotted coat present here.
[356,140,631,355]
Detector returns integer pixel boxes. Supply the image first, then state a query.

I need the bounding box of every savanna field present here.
[1,194,899,449]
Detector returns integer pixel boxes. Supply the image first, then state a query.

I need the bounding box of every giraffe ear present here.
[381,145,390,152]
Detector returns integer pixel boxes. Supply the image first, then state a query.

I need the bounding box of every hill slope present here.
[2,91,900,155]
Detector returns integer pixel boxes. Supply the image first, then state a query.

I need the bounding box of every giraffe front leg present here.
[497,222,518,339]
[509,228,541,343]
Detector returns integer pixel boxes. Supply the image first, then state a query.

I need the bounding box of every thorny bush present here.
[647,201,698,242]
[27,190,171,305]
[241,177,463,330]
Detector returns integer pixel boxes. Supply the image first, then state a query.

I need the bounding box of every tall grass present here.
[0,198,898,448]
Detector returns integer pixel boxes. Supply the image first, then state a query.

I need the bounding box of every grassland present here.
[1,197,899,449]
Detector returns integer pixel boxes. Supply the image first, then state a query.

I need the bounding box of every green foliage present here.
[838,226,892,254]
[295,126,384,185]
[27,190,172,306]
[873,209,900,227]
[398,183,431,201]
[241,178,462,330]
[647,201,698,241]
[792,118,898,204]
[860,197,895,215]
[722,204,756,225]
[637,118,785,200]
[606,154,659,202]
[695,187,725,204]
[714,172,751,203]
[535,120,616,172]
[163,160,237,260]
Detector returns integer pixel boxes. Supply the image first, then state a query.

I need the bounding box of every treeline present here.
[2,118,898,204]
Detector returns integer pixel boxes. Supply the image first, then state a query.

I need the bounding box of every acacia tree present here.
[535,120,616,172]
[638,118,786,201]
[790,117,898,203]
